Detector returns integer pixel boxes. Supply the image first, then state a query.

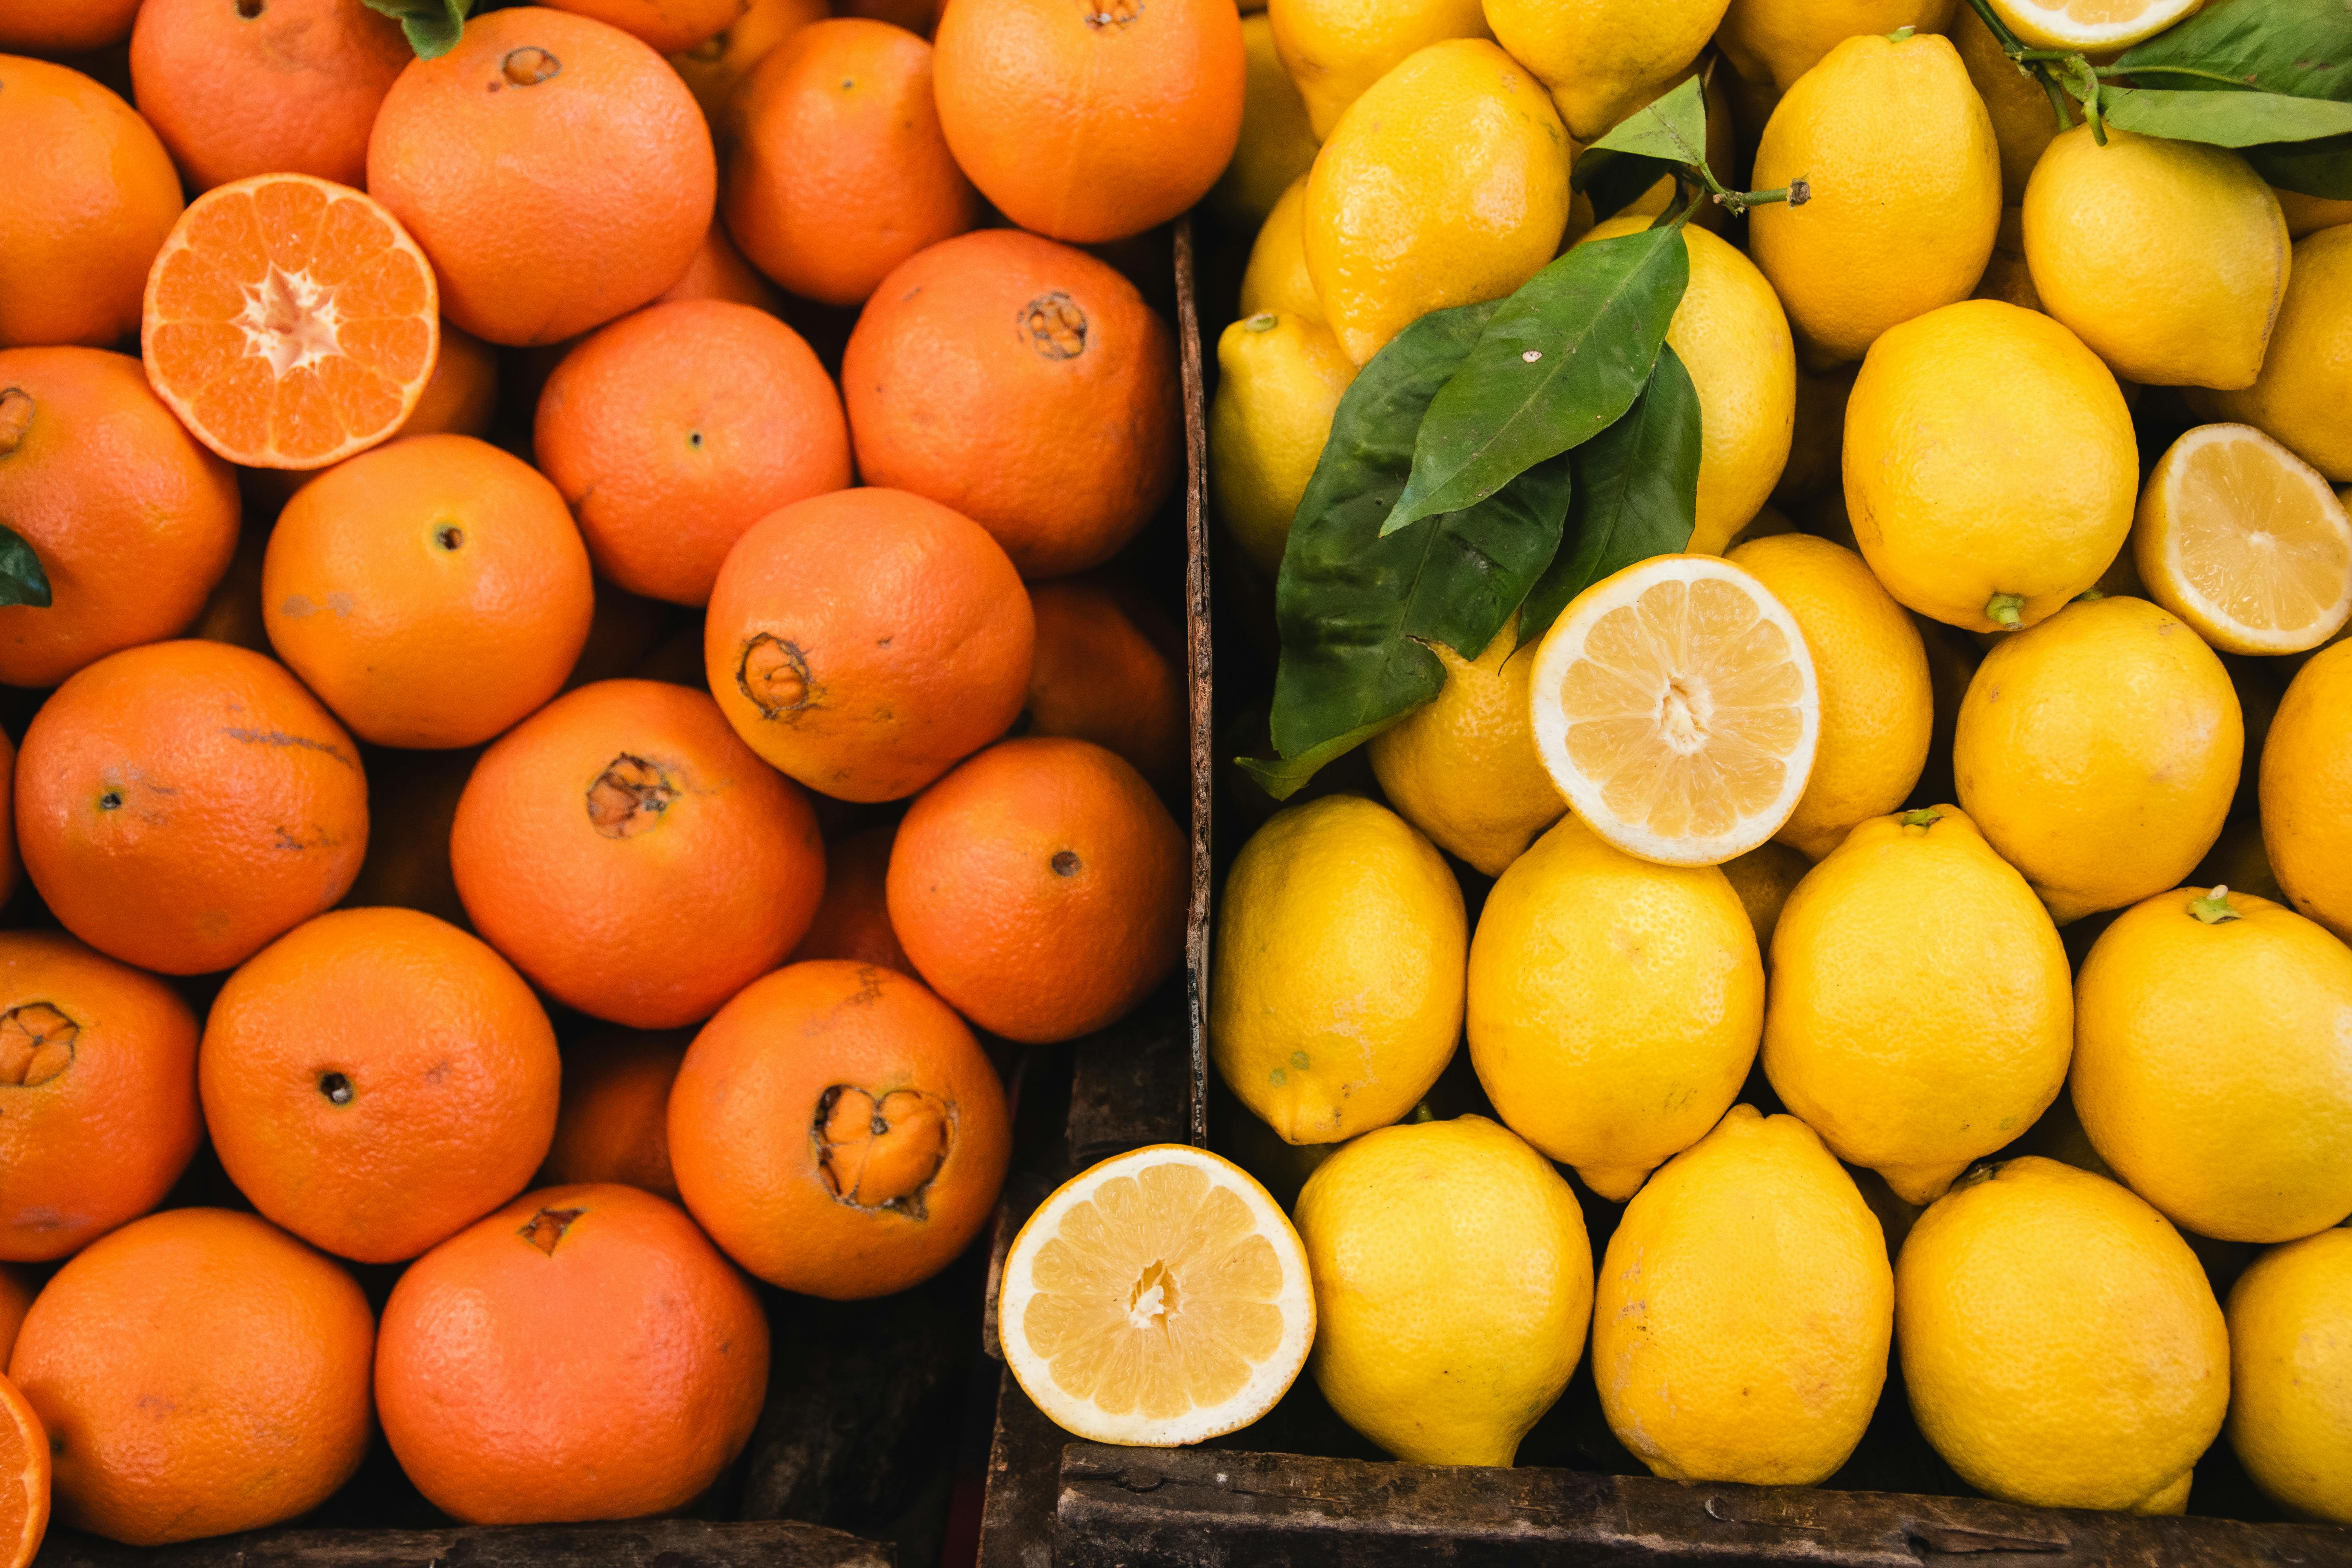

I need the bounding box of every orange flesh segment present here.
[0,1373,47,1568]
[2175,435,2352,638]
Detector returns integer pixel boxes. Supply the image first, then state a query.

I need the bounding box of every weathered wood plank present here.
[1055,1446,2352,1568]
[978,1372,1066,1568]
[1175,212,1212,1155]
[34,1518,890,1568]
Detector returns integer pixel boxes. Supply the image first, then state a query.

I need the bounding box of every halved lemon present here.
[998,1144,1315,1446]
[2132,423,2352,655]
[1528,554,1819,866]
[1985,0,2199,51]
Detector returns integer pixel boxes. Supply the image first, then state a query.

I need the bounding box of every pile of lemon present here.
[990,0,2352,1528]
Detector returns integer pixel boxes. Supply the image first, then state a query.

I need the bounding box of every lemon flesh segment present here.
[1986,0,2198,50]
[1530,555,1819,866]
[2136,423,2352,656]
[1000,1145,1316,1446]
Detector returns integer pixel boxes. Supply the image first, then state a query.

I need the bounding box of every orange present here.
[127,0,410,190]
[723,19,978,308]
[889,736,1185,1043]
[7,1208,373,1546]
[654,220,784,313]
[375,1183,768,1523]
[0,347,240,688]
[263,432,596,748]
[788,822,916,976]
[543,1028,691,1197]
[932,0,1243,243]
[200,906,561,1264]
[15,641,368,975]
[669,0,828,122]
[842,229,1182,578]
[0,934,200,1263]
[367,7,717,346]
[0,55,181,349]
[544,0,748,52]
[143,174,440,471]
[0,1269,29,1363]
[535,299,850,606]
[1026,575,1187,792]
[704,487,1034,801]
[451,679,828,1028]
[0,0,140,53]
[0,1369,42,1568]
[402,320,498,439]
[668,960,1011,1297]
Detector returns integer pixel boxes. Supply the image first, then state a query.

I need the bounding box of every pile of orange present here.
[0,0,1227,1553]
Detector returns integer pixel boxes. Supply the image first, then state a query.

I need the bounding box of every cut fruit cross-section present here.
[998,1144,1314,1446]
[0,1371,47,1568]
[1528,554,1819,867]
[143,174,439,471]
[2133,422,2352,656]
[1985,0,2199,51]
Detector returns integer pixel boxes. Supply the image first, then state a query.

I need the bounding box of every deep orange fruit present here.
[15,640,368,975]
[0,0,139,53]
[0,346,240,688]
[704,487,1034,801]
[200,906,563,1264]
[367,7,717,345]
[0,55,181,349]
[842,229,1181,578]
[375,1183,769,1524]
[0,934,200,1263]
[0,1369,42,1568]
[8,1208,373,1546]
[542,1028,691,1198]
[723,19,978,308]
[668,960,1011,1298]
[262,433,596,748]
[544,0,746,53]
[535,299,850,606]
[654,220,784,313]
[932,0,1243,243]
[450,679,828,1028]
[1026,575,1187,791]
[889,736,1185,1043]
[668,0,827,123]
[788,822,916,976]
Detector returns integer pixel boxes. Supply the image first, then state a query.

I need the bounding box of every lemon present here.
[1896,1158,2229,1513]
[1770,361,1854,507]
[1577,216,1794,554]
[1466,813,1763,1198]
[2073,884,2352,1245]
[1527,554,1820,866]
[1303,39,1574,365]
[1971,205,2042,311]
[1748,32,2000,362]
[1210,310,1358,578]
[1845,299,2138,631]
[1293,1114,1592,1465]
[2262,640,2352,941]
[1719,839,1809,950]
[1267,0,1490,140]
[2132,422,2352,655]
[998,1144,1316,1445]
[1367,615,1564,876]
[2197,816,2283,906]
[1480,0,1727,143]
[1240,174,1323,323]
[1209,14,1322,229]
[2227,1227,2352,1525]
[1594,1105,1891,1485]
[1951,3,2059,200]
[1727,534,1931,860]
[1987,0,2196,52]
[1955,595,2241,922]
[2200,225,2352,481]
[1716,0,1958,98]
[2275,186,2352,239]
[1210,795,1466,1144]
[1762,805,2071,1203]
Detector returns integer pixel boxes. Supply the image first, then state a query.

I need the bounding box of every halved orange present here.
[143,174,439,471]
[0,1371,48,1568]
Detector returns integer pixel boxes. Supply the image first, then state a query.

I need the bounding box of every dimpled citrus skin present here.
[1955,597,2241,923]
[1240,175,1323,323]
[1211,795,1466,1145]
[2227,1227,2352,1524]
[1895,1158,2228,1513]
[1480,0,1724,142]
[2263,641,2352,940]
[1210,309,1358,578]
[374,1183,769,1524]
[1267,0,1489,140]
[542,0,747,53]
[1368,619,1564,877]
[0,934,200,1263]
[2073,887,2352,1244]
[15,641,368,977]
[0,0,139,51]
[199,907,562,1264]
[1844,301,2138,631]
[2202,225,2352,483]
[1596,1106,1891,1485]
[1467,814,1763,1200]
[1293,1115,1591,1466]
[1717,0,1958,96]
[7,1209,374,1546]
[1748,33,1999,362]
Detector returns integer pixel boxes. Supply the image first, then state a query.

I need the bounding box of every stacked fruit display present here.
[0,0,1238,1558]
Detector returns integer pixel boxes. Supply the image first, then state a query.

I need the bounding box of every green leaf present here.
[0,524,52,610]
[363,0,472,58]
[2098,86,2352,145]
[1572,148,1684,223]
[2248,133,2352,196]
[1267,301,1575,764]
[2113,0,2352,102]
[1234,719,1397,801]
[1384,224,1689,534]
[1516,343,1701,642]
[1583,74,1708,165]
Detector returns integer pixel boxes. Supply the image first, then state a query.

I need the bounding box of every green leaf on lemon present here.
[2099,86,2352,145]
[2112,0,2352,103]
[1583,73,1709,165]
